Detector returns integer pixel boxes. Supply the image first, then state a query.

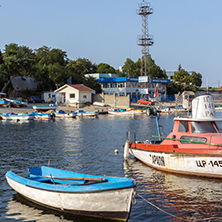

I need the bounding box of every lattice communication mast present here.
[137,0,154,76]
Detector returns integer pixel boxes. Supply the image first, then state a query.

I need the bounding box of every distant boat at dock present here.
[33,104,58,112]
[108,108,135,115]
[0,113,34,121]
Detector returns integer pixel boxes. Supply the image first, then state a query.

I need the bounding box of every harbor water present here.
[1,113,222,222]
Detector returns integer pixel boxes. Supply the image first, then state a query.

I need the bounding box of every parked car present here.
[28,96,45,103]
[137,98,155,105]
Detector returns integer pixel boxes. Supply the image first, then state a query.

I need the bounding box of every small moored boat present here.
[108,108,134,115]
[75,110,98,118]
[0,113,34,121]
[54,110,77,118]
[31,112,54,120]
[5,166,135,221]
[33,104,58,112]
[0,99,11,107]
[124,94,222,179]
[11,99,27,107]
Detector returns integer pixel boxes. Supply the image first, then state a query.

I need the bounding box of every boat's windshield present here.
[191,121,217,134]
[215,121,222,133]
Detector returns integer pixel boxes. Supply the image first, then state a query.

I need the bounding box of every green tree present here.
[97,63,115,73]
[121,58,137,77]
[35,46,69,90]
[3,43,36,78]
[66,58,96,75]
[120,58,140,77]
[0,50,6,91]
[173,69,190,85]
[173,69,202,88]
[167,81,183,94]
[83,76,101,93]
[66,58,97,84]
[0,44,37,93]
[149,64,167,79]
[0,50,3,64]
[190,71,202,87]
[48,63,69,86]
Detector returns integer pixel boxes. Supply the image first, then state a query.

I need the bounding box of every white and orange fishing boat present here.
[124,94,222,178]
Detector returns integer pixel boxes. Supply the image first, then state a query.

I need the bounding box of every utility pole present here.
[137,0,154,76]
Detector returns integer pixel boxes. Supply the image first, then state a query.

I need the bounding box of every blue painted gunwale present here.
[54,110,67,114]
[6,166,135,193]
[31,112,51,117]
[0,99,10,105]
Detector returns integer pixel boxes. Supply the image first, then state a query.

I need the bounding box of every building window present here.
[111,83,117,88]
[83,95,87,99]
[70,93,75,98]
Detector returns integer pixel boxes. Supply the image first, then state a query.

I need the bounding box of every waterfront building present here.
[97,76,170,102]
[54,84,95,105]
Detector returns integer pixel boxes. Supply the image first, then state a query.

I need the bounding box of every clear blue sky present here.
[1,0,222,87]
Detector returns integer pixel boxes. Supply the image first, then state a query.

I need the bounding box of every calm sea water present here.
[1,113,222,222]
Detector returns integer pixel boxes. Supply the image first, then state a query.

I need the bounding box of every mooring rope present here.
[137,193,189,222]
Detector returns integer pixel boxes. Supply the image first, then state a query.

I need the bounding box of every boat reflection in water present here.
[6,194,114,222]
[124,158,222,221]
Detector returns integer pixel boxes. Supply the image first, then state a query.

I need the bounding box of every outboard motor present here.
[146,107,157,116]
[50,112,55,120]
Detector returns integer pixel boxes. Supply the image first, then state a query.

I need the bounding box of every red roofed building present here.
[54,84,95,105]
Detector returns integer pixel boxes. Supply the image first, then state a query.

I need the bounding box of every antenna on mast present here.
[137,0,154,76]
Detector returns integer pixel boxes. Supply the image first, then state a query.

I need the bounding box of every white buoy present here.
[124,140,130,160]
[114,149,119,154]
[192,95,216,120]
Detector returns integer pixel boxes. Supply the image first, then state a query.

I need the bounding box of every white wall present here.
[55,86,92,104]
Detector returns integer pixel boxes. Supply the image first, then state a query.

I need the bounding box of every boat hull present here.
[0,114,34,121]
[6,176,134,221]
[33,105,58,112]
[33,114,51,120]
[75,111,98,118]
[108,109,134,115]
[129,147,222,178]
[55,113,77,118]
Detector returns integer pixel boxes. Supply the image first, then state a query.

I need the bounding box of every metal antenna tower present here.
[137,0,154,76]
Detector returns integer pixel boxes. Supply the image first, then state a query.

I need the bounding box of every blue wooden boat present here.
[75,110,99,118]
[5,166,135,221]
[31,112,54,120]
[54,110,77,118]
[11,99,27,107]
[0,99,11,107]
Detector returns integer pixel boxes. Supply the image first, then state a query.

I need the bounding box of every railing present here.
[208,133,222,150]
[126,131,136,147]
